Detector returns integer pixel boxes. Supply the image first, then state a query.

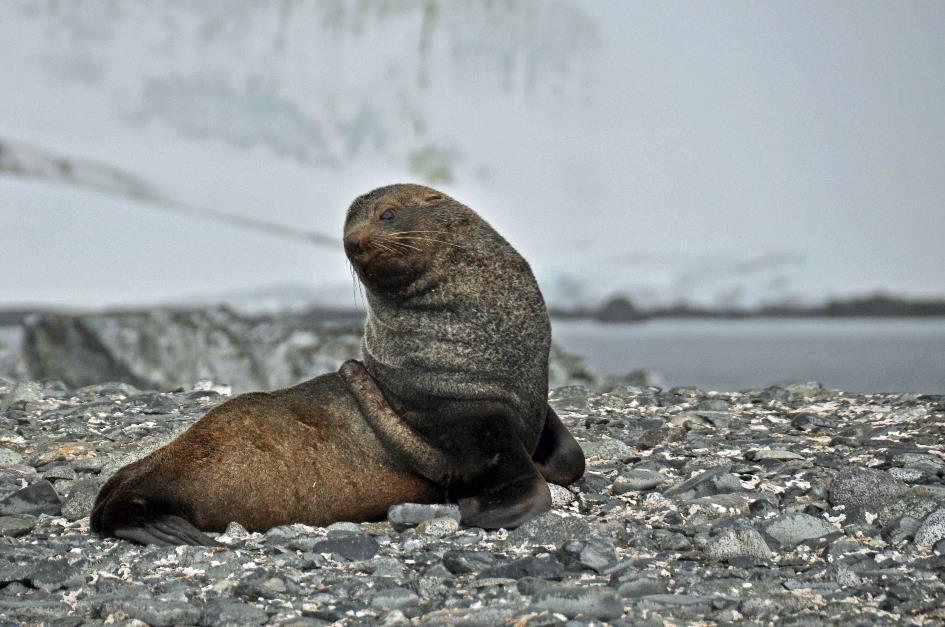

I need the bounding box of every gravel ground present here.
[1,376,944,625]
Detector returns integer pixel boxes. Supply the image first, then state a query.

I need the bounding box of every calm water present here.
[552,318,945,394]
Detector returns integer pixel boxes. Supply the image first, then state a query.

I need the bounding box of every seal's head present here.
[343,183,468,288]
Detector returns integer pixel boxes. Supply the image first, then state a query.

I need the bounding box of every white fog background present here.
[1,0,944,312]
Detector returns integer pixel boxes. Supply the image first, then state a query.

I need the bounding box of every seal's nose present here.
[343,234,363,256]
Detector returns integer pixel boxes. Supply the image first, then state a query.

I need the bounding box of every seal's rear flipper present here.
[112,515,222,547]
[92,474,222,547]
[457,470,551,529]
[532,405,585,487]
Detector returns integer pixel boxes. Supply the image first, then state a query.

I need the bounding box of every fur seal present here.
[343,183,584,528]
[91,183,584,545]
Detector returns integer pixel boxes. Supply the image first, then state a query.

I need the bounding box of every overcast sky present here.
[0,1,943,309]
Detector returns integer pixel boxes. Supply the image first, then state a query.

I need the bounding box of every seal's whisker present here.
[349,264,366,312]
[373,240,397,254]
[390,240,421,252]
[395,236,468,250]
[375,235,419,253]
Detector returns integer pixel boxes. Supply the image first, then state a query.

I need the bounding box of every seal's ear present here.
[423,192,444,204]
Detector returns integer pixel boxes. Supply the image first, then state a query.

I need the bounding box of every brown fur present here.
[91,371,440,537]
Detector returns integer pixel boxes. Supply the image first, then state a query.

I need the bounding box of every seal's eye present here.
[379,208,396,221]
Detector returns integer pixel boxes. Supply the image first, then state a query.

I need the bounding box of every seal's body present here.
[91,371,440,545]
[344,184,584,528]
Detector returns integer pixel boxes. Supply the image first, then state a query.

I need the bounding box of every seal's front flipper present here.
[532,405,585,487]
[339,359,450,484]
[457,469,551,529]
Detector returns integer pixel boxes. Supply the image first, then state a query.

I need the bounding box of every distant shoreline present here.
[550,293,945,324]
[2,293,945,328]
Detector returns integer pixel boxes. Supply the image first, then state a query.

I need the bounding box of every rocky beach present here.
[1,370,944,625]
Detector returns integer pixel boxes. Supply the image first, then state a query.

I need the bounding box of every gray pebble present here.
[0,480,62,516]
[202,598,268,626]
[579,537,617,573]
[914,508,945,548]
[765,512,838,548]
[388,503,461,528]
[828,467,909,508]
[0,447,24,466]
[61,477,102,521]
[531,586,624,621]
[506,512,592,547]
[549,483,575,506]
[416,516,459,536]
[0,514,36,537]
[311,534,379,561]
[370,587,420,610]
[613,469,666,493]
[705,527,773,562]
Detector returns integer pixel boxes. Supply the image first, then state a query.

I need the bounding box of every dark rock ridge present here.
[1,377,944,624]
[16,308,598,393]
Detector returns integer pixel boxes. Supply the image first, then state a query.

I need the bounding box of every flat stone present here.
[790,413,840,432]
[0,514,36,537]
[878,496,939,528]
[664,467,742,499]
[480,554,565,580]
[61,477,101,521]
[617,577,668,598]
[549,483,574,506]
[388,503,461,528]
[0,381,43,410]
[108,598,202,626]
[613,469,666,493]
[202,598,268,626]
[579,537,617,573]
[506,512,592,547]
[548,386,590,412]
[0,448,24,466]
[370,587,419,610]
[419,606,515,625]
[829,467,909,508]
[915,508,945,548]
[705,527,772,562]
[442,550,497,575]
[416,516,459,536]
[531,586,624,621]
[765,513,838,547]
[29,442,94,467]
[234,572,286,600]
[325,521,361,534]
[581,436,634,461]
[747,449,806,461]
[28,560,82,591]
[41,464,77,481]
[639,593,714,608]
[264,526,302,545]
[311,534,379,561]
[0,480,62,516]
[685,494,750,527]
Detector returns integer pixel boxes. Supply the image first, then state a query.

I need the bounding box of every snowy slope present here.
[1,2,939,311]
